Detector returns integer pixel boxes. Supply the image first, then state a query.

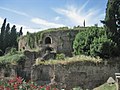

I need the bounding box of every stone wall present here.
[41,30,79,56]
[0,54,120,90]
[31,61,120,89]
[0,64,17,79]
[18,30,79,56]
[18,36,30,51]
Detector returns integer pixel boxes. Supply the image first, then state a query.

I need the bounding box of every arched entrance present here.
[45,37,52,44]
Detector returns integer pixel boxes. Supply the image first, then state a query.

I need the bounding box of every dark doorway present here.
[45,47,53,51]
[45,37,52,44]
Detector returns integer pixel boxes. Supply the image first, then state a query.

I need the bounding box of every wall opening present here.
[45,37,52,44]
[45,47,53,51]
[4,72,10,77]
[23,47,25,50]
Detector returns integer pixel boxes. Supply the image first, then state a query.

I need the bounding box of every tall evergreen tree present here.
[10,25,17,48]
[83,20,85,27]
[0,18,6,51]
[1,18,6,37]
[4,23,10,51]
[105,0,120,43]
[18,27,23,36]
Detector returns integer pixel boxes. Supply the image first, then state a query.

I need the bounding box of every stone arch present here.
[45,37,52,44]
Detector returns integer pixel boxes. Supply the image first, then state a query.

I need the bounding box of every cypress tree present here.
[105,0,120,43]
[4,23,10,51]
[103,0,120,56]
[83,20,85,27]
[18,27,23,36]
[10,25,17,48]
[0,18,6,51]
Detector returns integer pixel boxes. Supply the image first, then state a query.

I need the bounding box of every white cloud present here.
[0,7,66,32]
[10,23,42,35]
[53,1,104,26]
[31,18,65,28]
[0,17,4,26]
[54,16,61,21]
[0,17,36,35]
[0,7,30,17]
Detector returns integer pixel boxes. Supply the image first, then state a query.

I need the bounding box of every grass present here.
[0,52,26,64]
[35,55,102,65]
[94,83,116,90]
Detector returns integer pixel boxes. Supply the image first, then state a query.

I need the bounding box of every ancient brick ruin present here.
[18,29,79,57]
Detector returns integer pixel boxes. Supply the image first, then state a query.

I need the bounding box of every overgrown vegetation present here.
[73,0,120,59]
[56,53,65,60]
[35,55,102,65]
[73,27,118,58]
[0,48,26,64]
[25,26,87,49]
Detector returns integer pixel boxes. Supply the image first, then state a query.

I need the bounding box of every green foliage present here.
[4,23,10,50]
[94,83,116,90]
[10,25,17,48]
[25,27,74,49]
[24,26,88,49]
[90,36,118,58]
[105,0,120,46]
[73,27,118,58]
[1,18,6,37]
[27,33,36,48]
[36,55,102,65]
[0,51,26,64]
[8,48,17,55]
[18,27,23,36]
[56,53,65,60]
[0,19,20,54]
[0,18,6,51]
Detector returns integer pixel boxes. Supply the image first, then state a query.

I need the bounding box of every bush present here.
[90,36,119,58]
[9,48,17,55]
[56,53,65,60]
[0,52,26,64]
[73,27,119,58]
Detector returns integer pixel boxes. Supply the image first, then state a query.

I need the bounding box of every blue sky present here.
[0,0,108,34]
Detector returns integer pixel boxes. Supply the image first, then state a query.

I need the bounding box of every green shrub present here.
[73,26,119,58]
[56,53,65,60]
[9,48,17,55]
[0,51,26,64]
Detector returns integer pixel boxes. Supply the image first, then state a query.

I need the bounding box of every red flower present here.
[39,86,43,88]
[0,85,4,89]
[16,77,22,84]
[14,83,18,89]
[54,88,57,90]
[5,87,11,90]
[46,86,50,90]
